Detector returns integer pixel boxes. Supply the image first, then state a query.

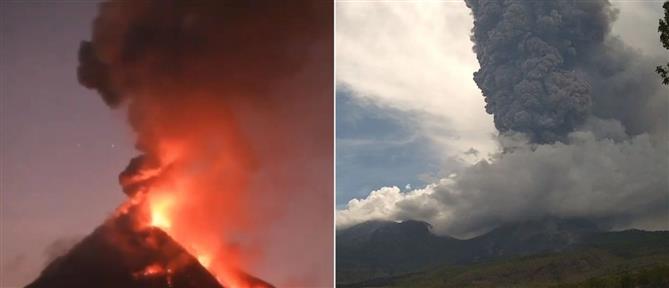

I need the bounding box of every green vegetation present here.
[390,249,669,288]
[553,265,669,288]
[337,226,669,288]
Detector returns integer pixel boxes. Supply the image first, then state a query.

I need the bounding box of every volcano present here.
[26,211,273,288]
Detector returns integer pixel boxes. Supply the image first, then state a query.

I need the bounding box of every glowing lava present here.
[140,263,166,277]
[149,195,174,229]
[197,254,212,268]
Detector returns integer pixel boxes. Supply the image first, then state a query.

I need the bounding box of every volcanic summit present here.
[26,208,273,288]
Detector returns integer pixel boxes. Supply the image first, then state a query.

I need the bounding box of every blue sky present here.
[335,1,667,208]
[335,1,668,234]
[335,1,496,208]
[336,87,440,207]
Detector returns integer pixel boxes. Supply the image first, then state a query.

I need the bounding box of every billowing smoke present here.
[337,0,668,238]
[338,125,668,238]
[466,0,609,143]
[466,0,666,143]
[78,1,333,286]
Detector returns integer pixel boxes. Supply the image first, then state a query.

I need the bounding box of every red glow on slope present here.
[115,125,268,288]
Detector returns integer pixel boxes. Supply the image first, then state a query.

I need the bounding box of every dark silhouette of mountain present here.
[336,218,669,286]
[26,213,273,288]
[463,218,601,261]
[337,220,461,281]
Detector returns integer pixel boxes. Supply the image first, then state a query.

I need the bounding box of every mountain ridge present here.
[337,218,669,286]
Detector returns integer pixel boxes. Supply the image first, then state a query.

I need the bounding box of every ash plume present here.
[465,0,667,143]
[465,0,615,143]
[338,0,668,238]
[74,0,333,286]
[459,0,668,231]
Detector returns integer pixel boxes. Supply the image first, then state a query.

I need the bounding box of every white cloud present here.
[612,1,668,58]
[335,2,669,238]
[337,184,439,229]
[336,2,497,162]
[337,130,669,238]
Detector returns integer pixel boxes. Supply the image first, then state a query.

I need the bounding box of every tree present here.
[657,1,669,85]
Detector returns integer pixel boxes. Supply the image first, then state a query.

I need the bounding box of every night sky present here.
[1,2,136,286]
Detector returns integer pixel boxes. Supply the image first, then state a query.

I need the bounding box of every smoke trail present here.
[78,1,333,286]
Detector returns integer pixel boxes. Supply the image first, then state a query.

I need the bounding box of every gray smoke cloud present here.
[582,37,668,137]
[76,1,333,286]
[466,0,667,143]
[338,125,668,238]
[466,0,616,143]
[338,0,668,237]
[436,126,668,236]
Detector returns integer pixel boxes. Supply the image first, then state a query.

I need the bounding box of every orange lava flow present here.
[142,188,256,288]
[141,263,166,276]
[149,195,173,230]
[121,132,267,288]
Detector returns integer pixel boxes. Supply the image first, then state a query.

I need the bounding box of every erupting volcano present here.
[27,0,333,287]
[26,207,272,288]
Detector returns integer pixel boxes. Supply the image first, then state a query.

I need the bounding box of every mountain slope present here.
[336,218,669,286]
[337,220,461,283]
[462,218,600,262]
[27,219,223,288]
[388,248,669,287]
[27,213,274,288]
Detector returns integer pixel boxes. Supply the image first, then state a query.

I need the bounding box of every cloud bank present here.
[338,126,668,238]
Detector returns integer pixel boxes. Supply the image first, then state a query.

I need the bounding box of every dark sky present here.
[1,2,136,286]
